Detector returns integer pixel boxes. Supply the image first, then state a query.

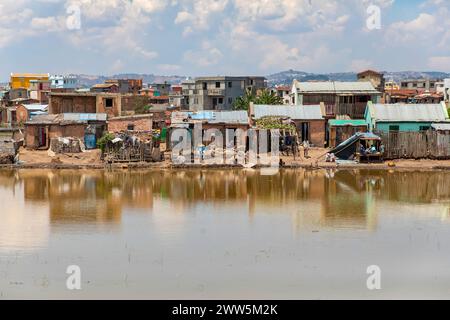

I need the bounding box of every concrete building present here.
[357,70,385,93]
[291,80,381,119]
[444,79,450,102]
[50,75,77,89]
[105,79,143,94]
[183,76,266,111]
[271,85,291,105]
[400,79,442,91]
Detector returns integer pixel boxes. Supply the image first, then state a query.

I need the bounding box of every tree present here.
[233,91,255,110]
[232,89,283,110]
[133,96,152,114]
[255,89,284,105]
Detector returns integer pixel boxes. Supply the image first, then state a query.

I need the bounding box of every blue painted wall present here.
[374,122,433,133]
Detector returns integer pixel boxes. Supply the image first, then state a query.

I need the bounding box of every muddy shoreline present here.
[1,161,449,171]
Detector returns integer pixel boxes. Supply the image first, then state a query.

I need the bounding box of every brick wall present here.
[108,116,153,132]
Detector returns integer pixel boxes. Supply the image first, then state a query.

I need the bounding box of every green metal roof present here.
[329,119,367,126]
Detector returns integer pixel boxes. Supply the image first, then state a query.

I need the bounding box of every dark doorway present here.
[38,127,47,148]
[300,122,309,142]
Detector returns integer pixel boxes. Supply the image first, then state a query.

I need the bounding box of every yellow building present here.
[10,73,50,90]
[384,80,400,91]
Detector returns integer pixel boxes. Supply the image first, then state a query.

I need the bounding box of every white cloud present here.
[184,41,223,67]
[385,13,441,43]
[174,0,229,35]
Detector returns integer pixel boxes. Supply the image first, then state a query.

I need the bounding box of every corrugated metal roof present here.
[63,113,107,121]
[253,104,323,120]
[431,123,450,130]
[22,104,48,111]
[371,103,448,122]
[209,111,248,124]
[329,119,367,126]
[294,81,379,94]
[171,111,248,125]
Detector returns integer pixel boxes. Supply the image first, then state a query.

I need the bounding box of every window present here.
[218,98,223,104]
[215,82,220,88]
[228,82,232,88]
[105,98,113,108]
[202,82,207,90]
[228,97,233,104]
[389,125,399,131]
[127,124,135,131]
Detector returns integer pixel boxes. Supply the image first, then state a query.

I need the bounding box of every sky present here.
[1,0,450,79]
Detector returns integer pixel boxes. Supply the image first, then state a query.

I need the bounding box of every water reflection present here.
[0,169,447,232]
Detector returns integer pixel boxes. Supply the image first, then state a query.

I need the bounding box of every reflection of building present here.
[6,168,449,235]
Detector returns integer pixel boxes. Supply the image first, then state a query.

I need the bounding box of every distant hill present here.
[4,70,449,88]
[73,73,189,88]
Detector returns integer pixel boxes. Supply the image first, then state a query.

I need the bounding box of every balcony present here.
[336,102,367,119]
[207,89,225,96]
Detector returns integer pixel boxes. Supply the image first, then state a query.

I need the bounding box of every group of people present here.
[359,142,384,155]
[279,134,311,159]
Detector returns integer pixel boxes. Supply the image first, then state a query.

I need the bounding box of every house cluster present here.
[0,69,449,161]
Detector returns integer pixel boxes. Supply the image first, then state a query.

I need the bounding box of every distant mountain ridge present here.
[266,69,450,86]
[3,70,448,88]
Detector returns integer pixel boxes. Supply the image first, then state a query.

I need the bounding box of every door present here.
[38,127,47,148]
[300,122,309,142]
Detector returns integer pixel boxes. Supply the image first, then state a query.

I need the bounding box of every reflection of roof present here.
[431,123,450,131]
[368,103,449,122]
[171,111,249,125]
[329,119,367,126]
[254,104,323,120]
[293,81,380,94]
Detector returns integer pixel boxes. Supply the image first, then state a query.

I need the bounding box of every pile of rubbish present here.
[49,137,85,154]
[0,139,22,164]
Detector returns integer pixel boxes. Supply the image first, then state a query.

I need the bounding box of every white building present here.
[50,75,77,89]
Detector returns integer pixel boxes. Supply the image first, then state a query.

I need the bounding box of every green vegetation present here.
[97,132,115,152]
[256,116,296,131]
[233,89,284,110]
[133,96,153,114]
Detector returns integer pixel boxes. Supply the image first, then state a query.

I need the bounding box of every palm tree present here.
[233,89,283,110]
[233,91,255,110]
[255,89,284,105]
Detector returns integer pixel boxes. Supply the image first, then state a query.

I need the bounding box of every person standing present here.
[303,140,310,158]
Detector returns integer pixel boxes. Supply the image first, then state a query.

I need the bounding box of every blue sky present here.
[1,0,450,79]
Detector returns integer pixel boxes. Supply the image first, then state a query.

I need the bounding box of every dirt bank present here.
[2,147,449,170]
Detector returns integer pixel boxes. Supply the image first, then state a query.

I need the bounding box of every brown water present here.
[0,168,449,299]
